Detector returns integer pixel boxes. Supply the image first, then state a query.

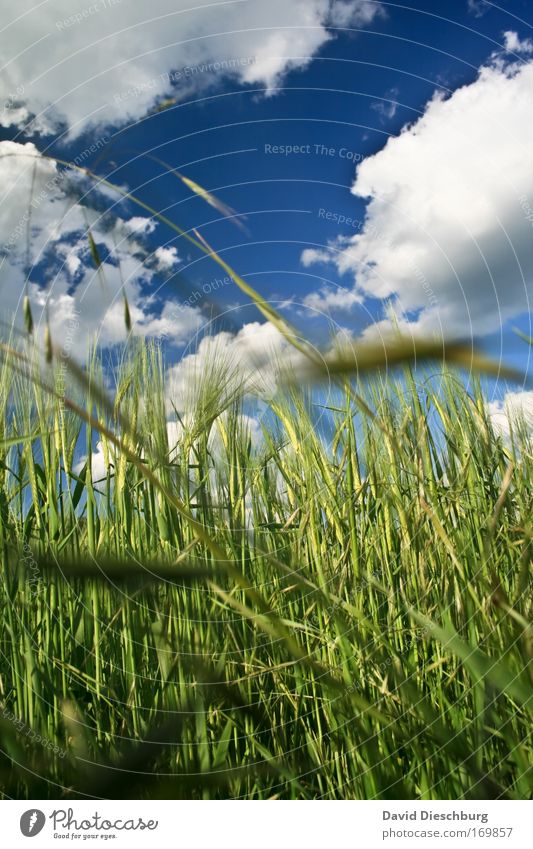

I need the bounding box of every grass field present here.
[0,332,531,799]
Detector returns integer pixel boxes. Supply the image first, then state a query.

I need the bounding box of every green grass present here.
[0,336,531,799]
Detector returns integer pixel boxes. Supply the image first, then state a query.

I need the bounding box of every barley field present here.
[0,327,531,799]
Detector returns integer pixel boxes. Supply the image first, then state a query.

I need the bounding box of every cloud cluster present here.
[0,1,385,358]
[0,140,200,357]
[503,31,533,55]
[302,44,533,341]
[165,320,303,414]
[487,390,533,439]
[1,0,384,136]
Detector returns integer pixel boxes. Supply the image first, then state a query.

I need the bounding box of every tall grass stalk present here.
[0,338,531,799]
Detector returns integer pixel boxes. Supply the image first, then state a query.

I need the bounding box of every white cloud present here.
[74,440,112,481]
[503,31,533,55]
[0,141,60,255]
[301,248,335,267]
[166,320,305,414]
[487,390,533,439]
[0,140,201,357]
[467,0,489,17]
[25,254,202,359]
[153,245,180,272]
[302,284,363,313]
[302,55,533,339]
[123,217,157,236]
[0,2,385,356]
[327,0,385,26]
[0,0,384,136]
[370,87,399,123]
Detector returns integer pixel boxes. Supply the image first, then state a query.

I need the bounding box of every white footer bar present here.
[2,800,531,847]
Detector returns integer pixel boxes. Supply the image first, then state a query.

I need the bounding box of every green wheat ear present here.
[44,324,52,364]
[87,229,102,269]
[23,295,33,336]
[123,295,132,332]
[0,326,531,800]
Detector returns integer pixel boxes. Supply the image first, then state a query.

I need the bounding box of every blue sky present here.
[0,0,532,420]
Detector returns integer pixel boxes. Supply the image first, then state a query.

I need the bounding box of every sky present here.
[0,0,532,424]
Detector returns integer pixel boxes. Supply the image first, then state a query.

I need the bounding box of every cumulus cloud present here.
[166,320,305,414]
[487,390,533,439]
[0,0,384,136]
[301,248,335,268]
[302,53,533,340]
[503,31,533,55]
[327,0,385,26]
[0,1,386,356]
[122,217,158,237]
[302,284,363,314]
[74,440,112,481]
[0,141,62,254]
[153,245,180,272]
[0,140,201,357]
